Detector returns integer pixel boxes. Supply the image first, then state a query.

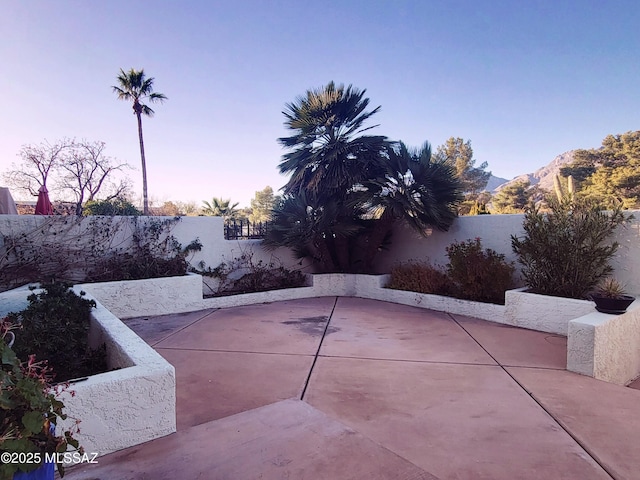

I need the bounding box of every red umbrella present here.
[34,185,53,215]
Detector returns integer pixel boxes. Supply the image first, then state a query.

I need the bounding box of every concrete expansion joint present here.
[447,312,617,480]
[148,310,217,347]
[157,346,314,357]
[300,297,339,400]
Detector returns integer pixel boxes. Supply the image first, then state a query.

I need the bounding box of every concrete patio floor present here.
[64,297,640,480]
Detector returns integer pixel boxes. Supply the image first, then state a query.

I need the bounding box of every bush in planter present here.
[1,322,82,479]
[7,283,107,383]
[445,238,515,304]
[386,238,514,304]
[511,197,630,299]
[386,262,454,296]
[82,197,142,216]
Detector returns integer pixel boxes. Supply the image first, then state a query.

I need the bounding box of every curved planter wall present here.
[0,286,177,459]
[55,289,177,457]
[3,270,634,464]
[504,288,594,335]
[77,273,204,318]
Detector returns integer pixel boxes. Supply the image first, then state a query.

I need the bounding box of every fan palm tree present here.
[267,82,461,272]
[356,141,462,270]
[263,191,366,272]
[112,68,167,215]
[202,197,239,218]
[278,81,388,200]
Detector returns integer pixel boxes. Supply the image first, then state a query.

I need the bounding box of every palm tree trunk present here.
[136,112,149,215]
[361,211,395,272]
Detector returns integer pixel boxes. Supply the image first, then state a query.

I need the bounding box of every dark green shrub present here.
[511,198,629,299]
[83,197,142,216]
[446,238,515,304]
[386,262,454,295]
[9,282,107,382]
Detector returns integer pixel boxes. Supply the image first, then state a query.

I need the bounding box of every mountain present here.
[485,174,509,191]
[492,150,576,193]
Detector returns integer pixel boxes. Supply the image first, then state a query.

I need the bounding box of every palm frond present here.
[112,68,167,117]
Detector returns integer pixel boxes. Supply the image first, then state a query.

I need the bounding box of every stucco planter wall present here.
[62,289,175,457]
[504,288,595,335]
[201,284,316,309]
[0,286,176,459]
[567,300,640,385]
[78,273,204,319]
[310,274,507,323]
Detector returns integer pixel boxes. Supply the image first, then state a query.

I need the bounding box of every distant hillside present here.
[493,151,576,193]
[485,174,509,191]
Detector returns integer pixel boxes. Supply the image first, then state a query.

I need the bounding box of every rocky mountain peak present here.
[493,150,576,192]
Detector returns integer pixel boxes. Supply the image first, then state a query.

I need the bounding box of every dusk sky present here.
[1,1,639,207]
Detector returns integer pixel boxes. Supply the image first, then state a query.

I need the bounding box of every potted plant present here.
[590,278,636,314]
[1,321,82,480]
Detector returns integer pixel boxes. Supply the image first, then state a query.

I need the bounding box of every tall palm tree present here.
[112,68,167,215]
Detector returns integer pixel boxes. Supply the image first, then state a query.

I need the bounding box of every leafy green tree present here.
[582,166,640,209]
[112,68,167,215]
[491,179,536,213]
[468,201,490,215]
[249,186,278,222]
[559,151,598,183]
[202,197,239,218]
[433,137,490,195]
[83,197,142,216]
[560,131,640,208]
[265,82,462,272]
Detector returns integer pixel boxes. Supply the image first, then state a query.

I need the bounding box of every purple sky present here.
[1,0,639,207]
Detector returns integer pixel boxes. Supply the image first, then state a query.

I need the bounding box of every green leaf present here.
[22,411,45,435]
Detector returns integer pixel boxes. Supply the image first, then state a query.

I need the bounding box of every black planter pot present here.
[590,294,636,315]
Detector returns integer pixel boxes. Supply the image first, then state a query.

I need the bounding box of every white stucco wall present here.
[78,273,204,318]
[57,290,176,457]
[1,213,639,294]
[504,288,595,335]
[170,216,304,274]
[567,301,640,385]
[374,213,640,295]
[374,215,525,275]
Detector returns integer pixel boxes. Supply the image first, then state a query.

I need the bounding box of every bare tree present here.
[3,139,71,196]
[57,140,131,215]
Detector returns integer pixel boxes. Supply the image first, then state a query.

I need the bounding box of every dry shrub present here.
[386,261,454,296]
